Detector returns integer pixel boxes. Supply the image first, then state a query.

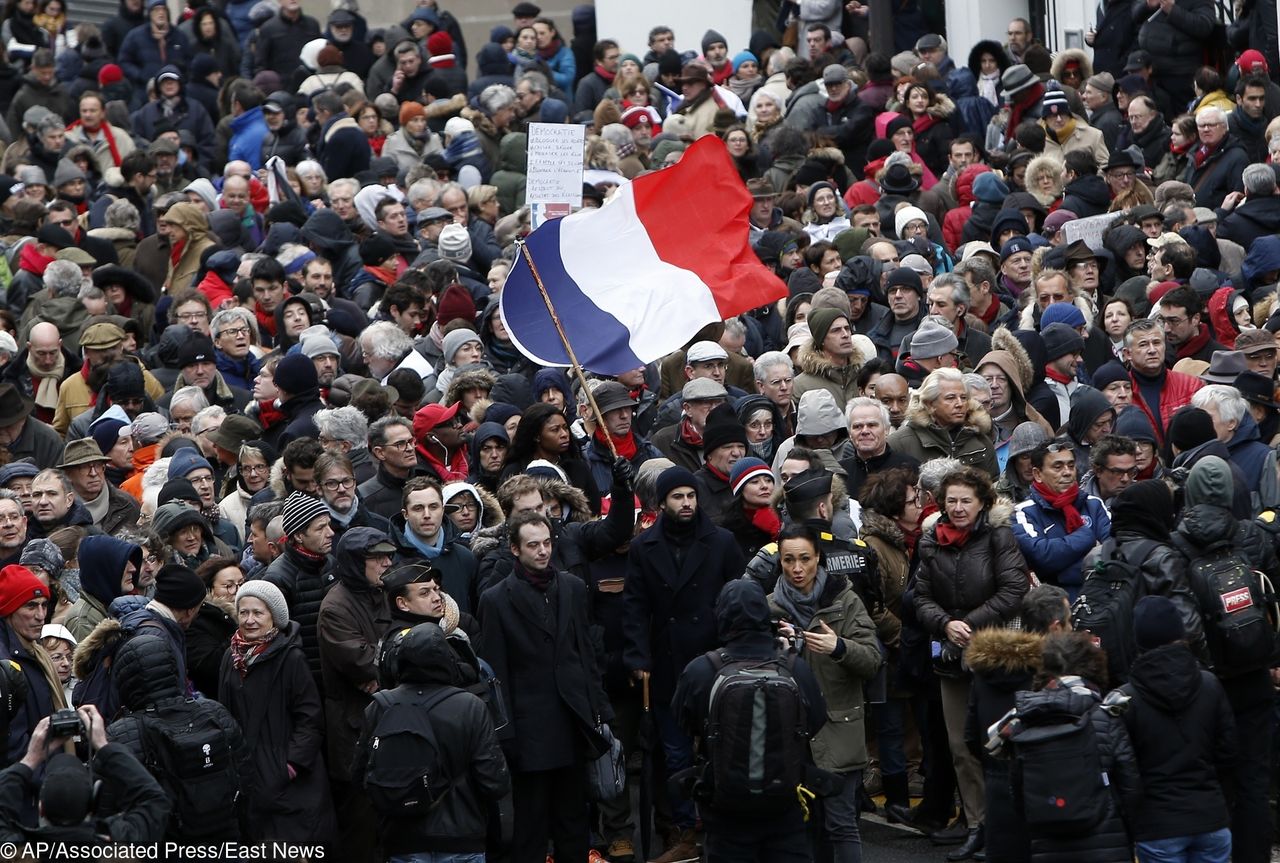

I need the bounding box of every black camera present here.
[48,709,84,739]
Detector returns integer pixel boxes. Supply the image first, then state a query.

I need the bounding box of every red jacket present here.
[942,164,993,252]
[1129,368,1204,445]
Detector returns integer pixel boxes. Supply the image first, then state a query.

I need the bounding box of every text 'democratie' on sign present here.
[526,122,586,208]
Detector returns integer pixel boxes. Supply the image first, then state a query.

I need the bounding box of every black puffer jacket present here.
[1014,679,1141,863]
[255,543,337,685]
[1119,643,1234,841]
[912,504,1030,640]
[106,630,249,841]
[356,624,510,856]
[1110,531,1207,661]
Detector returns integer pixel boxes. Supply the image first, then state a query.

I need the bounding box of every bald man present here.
[873,373,910,429]
[2,322,74,425]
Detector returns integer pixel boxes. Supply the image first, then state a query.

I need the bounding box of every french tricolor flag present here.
[499,136,787,376]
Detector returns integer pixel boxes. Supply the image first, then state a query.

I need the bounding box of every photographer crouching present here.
[0,705,170,855]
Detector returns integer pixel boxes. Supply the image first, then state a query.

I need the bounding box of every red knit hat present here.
[427,31,453,58]
[399,100,427,127]
[0,565,48,618]
[98,64,124,86]
[436,284,476,328]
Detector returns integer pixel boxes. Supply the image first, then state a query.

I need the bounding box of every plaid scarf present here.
[229,626,279,678]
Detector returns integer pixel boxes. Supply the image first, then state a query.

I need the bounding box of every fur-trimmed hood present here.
[991,327,1035,391]
[538,475,592,523]
[71,617,123,680]
[442,481,505,530]
[797,342,867,379]
[925,93,956,121]
[967,39,1010,79]
[859,508,904,546]
[965,627,1043,674]
[1050,48,1093,82]
[1025,154,1064,200]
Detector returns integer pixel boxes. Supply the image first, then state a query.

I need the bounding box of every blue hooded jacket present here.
[228,105,268,170]
[78,535,143,608]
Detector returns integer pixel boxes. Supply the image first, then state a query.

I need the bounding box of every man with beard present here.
[0,322,75,425]
[0,384,63,469]
[59,438,138,536]
[314,452,387,542]
[623,466,744,862]
[28,469,94,540]
[301,333,342,393]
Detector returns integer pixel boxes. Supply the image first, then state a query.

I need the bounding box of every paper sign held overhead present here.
[526,122,586,207]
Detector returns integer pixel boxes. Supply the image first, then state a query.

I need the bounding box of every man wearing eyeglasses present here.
[59,437,139,536]
[1184,106,1248,209]
[1081,435,1140,503]
[313,452,389,544]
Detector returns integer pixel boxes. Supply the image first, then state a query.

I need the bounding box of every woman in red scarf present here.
[898,83,956,178]
[910,466,1031,854]
[353,101,388,157]
[721,458,780,557]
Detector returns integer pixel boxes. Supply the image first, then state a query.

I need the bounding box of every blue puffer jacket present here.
[228,105,268,170]
[1011,485,1111,599]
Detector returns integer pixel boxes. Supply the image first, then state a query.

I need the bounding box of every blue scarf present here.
[401,522,445,559]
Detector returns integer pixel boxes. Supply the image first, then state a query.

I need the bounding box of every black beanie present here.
[1133,595,1185,650]
[656,466,698,501]
[158,477,201,507]
[1167,406,1216,453]
[702,403,750,456]
[153,563,207,610]
[360,234,397,266]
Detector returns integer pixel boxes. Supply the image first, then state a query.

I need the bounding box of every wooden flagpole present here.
[515,239,619,460]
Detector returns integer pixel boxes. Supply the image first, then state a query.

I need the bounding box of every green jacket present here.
[769,574,881,773]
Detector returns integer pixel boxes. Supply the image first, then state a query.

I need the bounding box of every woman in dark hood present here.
[467,421,510,493]
[735,393,788,462]
[1103,224,1150,283]
[183,7,241,74]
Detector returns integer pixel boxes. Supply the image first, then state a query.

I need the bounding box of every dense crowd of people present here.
[0,0,1279,861]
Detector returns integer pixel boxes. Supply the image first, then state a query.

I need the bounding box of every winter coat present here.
[101,0,145,57]
[888,397,1000,478]
[492,131,528,214]
[66,533,141,641]
[131,94,215,168]
[1011,485,1111,598]
[1183,135,1249,209]
[161,202,216,293]
[582,430,663,494]
[254,543,337,685]
[355,625,509,854]
[254,11,321,77]
[1110,530,1207,660]
[51,357,164,436]
[912,504,1029,640]
[1130,115,1172,172]
[964,628,1041,863]
[623,509,745,703]
[793,342,864,408]
[1138,0,1216,78]
[1119,643,1234,840]
[1042,120,1110,166]
[476,567,610,772]
[1014,680,1141,863]
[0,621,59,763]
[186,599,235,700]
[1092,0,1144,76]
[768,573,881,773]
[1060,173,1111,218]
[317,528,392,783]
[5,73,70,134]
[117,24,190,87]
[217,621,336,844]
[1128,367,1204,444]
[1215,194,1280,252]
[316,114,371,182]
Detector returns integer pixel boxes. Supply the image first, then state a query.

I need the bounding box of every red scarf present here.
[1176,323,1213,359]
[679,417,703,447]
[169,238,186,268]
[711,62,732,85]
[257,398,286,429]
[594,63,616,83]
[254,303,277,339]
[18,242,54,276]
[289,538,327,564]
[747,504,782,539]
[705,463,730,482]
[79,359,99,407]
[901,525,921,558]
[975,297,1000,327]
[1007,82,1046,135]
[1170,138,1193,157]
[537,35,564,60]
[369,133,386,156]
[1045,366,1074,384]
[229,627,278,678]
[1193,139,1222,169]
[1032,480,1084,532]
[362,264,396,285]
[934,521,971,547]
[69,118,123,166]
[594,425,637,459]
[417,440,469,482]
[913,113,938,135]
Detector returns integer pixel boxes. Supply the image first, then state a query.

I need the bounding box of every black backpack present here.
[1072,539,1151,686]
[364,685,464,817]
[702,649,808,815]
[1006,703,1109,837]
[1171,534,1277,677]
[129,700,242,840]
